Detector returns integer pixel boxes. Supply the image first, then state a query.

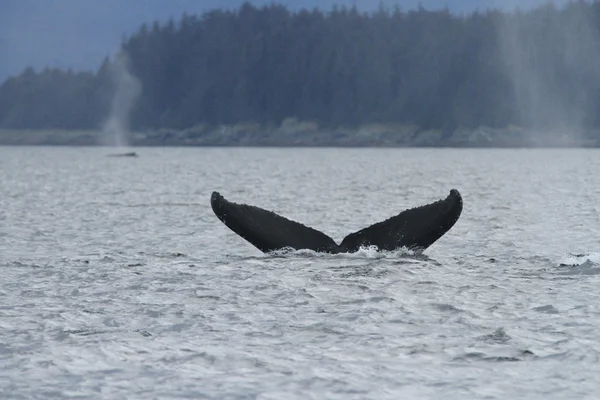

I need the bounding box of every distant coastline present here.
[1,122,599,148]
[4,2,600,145]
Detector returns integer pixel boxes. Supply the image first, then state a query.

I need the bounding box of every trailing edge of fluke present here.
[210,189,463,254]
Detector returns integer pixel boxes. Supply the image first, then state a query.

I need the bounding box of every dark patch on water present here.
[63,329,111,337]
[338,267,390,279]
[532,305,560,314]
[476,328,511,344]
[415,280,436,285]
[195,295,221,300]
[127,263,144,267]
[431,303,465,313]
[454,349,535,363]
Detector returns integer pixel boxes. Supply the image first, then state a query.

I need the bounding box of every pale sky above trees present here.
[0,0,574,81]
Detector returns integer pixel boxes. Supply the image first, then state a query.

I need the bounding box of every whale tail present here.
[210,189,462,254]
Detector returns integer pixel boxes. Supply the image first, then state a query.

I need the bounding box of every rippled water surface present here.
[2,146,600,399]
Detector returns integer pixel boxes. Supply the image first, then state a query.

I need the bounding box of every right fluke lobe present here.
[338,189,462,253]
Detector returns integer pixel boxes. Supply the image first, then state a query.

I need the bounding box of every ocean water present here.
[1,146,600,399]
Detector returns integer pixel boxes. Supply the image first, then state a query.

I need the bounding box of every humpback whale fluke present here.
[210,189,463,254]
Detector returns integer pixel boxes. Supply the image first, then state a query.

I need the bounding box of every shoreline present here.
[1,124,599,148]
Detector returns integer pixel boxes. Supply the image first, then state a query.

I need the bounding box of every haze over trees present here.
[1,1,599,133]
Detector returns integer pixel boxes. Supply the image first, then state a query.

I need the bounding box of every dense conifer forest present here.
[1,1,599,134]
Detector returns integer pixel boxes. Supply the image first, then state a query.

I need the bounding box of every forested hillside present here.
[1,1,599,133]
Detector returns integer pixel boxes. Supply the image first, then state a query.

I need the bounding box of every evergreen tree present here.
[0,1,599,134]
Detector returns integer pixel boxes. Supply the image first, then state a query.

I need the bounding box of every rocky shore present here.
[1,120,599,148]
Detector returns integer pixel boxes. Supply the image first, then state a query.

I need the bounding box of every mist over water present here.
[101,52,141,147]
[498,2,600,145]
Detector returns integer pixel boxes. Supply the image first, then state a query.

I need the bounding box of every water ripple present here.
[2,147,600,399]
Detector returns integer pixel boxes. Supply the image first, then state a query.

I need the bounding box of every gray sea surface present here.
[1,146,600,399]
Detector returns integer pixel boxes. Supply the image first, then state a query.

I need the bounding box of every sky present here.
[0,0,574,83]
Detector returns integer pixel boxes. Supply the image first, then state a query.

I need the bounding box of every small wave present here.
[552,252,600,275]
[532,305,559,314]
[90,202,204,208]
[337,266,391,278]
[558,252,600,266]
[453,349,535,363]
[476,328,512,344]
[60,328,152,338]
[555,252,600,275]
[61,329,112,337]
[431,303,465,313]
[267,246,417,260]
[557,265,600,276]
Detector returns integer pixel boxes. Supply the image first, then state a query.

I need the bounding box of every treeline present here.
[1,1,600,131]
